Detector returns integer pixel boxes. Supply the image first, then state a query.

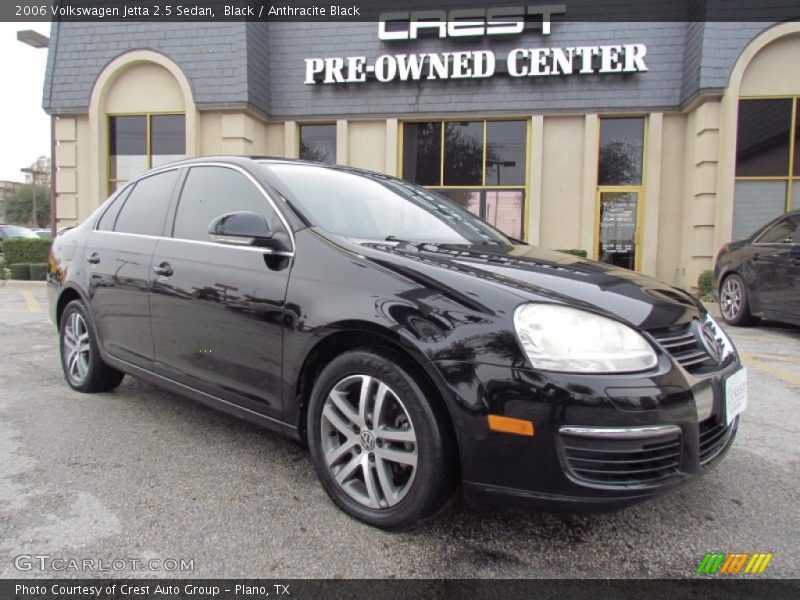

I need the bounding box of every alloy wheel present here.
[320,374,418,509]
[720,277,742,321]
[63,312,91,385]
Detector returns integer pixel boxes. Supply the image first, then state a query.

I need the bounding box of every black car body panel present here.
[49,157,744,512]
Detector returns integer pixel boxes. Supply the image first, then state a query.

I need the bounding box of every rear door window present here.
[114,169,179,236]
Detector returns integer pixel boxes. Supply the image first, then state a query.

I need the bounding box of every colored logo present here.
[696,552,773,575]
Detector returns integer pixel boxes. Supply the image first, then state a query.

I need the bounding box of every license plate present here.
[724,368,748,426]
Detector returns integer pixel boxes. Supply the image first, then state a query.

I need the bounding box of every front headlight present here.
[513,303,658,373]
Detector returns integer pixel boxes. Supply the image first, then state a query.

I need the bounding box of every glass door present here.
[597,190,640,270]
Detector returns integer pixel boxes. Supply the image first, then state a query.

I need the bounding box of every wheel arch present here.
[718,268,763,320]
[291,323,461,474]
[55,284,89,329]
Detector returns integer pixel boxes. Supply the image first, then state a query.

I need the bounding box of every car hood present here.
[352,239,703,331]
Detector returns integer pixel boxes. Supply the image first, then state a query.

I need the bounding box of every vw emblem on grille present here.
[359,430,376,451]
[700,322,722,363]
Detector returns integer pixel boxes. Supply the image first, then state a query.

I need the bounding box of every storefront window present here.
[109,116,147,183]
[443,122,483,186]
[486,121,526,186]
[596,118,645,270]
[733,98,798,239]
[402,120,528,239]
[598,118,644,186]
[151,115,186,168]
[300,124,336,164]
[736,99,791,177]
[402,122,440,186]
[109,113,186,192]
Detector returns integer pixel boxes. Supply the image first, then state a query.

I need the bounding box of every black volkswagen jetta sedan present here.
[48,157,747,529]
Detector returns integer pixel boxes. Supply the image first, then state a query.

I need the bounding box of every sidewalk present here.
[1,279,48,289]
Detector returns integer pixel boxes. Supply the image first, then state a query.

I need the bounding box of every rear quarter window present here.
[96,185,133,231]
[113,169,179,236]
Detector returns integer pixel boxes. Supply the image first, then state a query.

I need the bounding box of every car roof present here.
[127,155,396,183]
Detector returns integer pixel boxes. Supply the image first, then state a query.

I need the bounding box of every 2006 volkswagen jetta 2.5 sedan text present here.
[48,157,747,529]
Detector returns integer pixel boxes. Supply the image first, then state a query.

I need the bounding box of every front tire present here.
[719,273,759,326]
[59,300,125,393]
[307,350,456,530]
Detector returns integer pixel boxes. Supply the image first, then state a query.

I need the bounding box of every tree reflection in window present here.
[444,122,484,186]
[598,118,644,186]
[300,124,336,165]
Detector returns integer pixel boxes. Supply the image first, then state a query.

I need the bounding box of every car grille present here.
[699,416,737,466]
[649,321,719,374]
[559,429,682,487]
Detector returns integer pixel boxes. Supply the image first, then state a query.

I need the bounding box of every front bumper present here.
[431,354,742,511]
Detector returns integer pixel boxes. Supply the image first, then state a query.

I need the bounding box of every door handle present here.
[752,253,760,262]
[153,262,173,277]
[86,253,100,264]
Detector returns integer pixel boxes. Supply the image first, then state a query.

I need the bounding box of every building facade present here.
[43,19,800,289]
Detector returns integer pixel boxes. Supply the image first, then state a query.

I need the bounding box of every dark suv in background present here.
[714,210,800,327]
[49,157,747,529]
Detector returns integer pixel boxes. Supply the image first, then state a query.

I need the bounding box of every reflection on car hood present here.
[355,240,703,330]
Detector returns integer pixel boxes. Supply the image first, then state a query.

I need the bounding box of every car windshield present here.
[2,225,38,238]
[262,163,511,246]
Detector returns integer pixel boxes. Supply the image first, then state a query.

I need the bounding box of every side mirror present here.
[208,211,291,252]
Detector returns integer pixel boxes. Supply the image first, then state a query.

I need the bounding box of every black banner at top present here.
[3,0,800,23]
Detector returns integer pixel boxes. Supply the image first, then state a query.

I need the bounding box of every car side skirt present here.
[102,354,301,441]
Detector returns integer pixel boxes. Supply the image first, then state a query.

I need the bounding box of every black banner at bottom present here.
[2,579,800,600]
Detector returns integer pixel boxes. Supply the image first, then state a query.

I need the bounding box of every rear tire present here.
[719,274,759,326]
[59,300,125,393]
[307,349,456,530]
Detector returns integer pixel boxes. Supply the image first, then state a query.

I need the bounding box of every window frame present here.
[735,96,800,214]
[399,117,531,241]
[595,116,648,272]
[107,111,186,194]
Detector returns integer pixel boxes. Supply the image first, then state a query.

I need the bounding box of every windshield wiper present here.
[385,235,413,244]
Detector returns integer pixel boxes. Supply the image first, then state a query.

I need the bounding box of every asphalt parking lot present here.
[1,281,798,579]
